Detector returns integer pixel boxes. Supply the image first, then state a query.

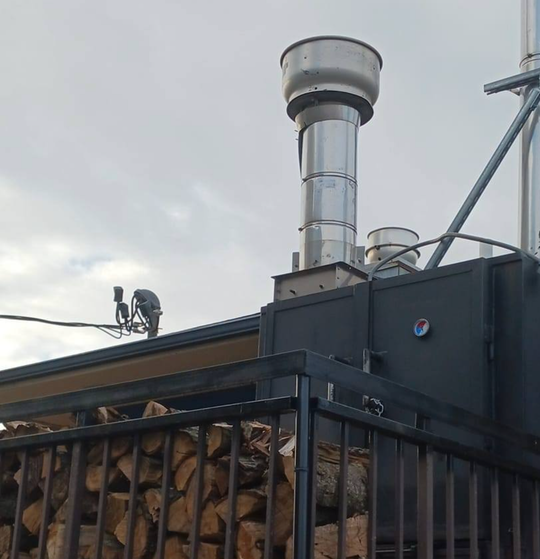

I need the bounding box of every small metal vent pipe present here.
[520,0,540,255]
[281,36,382,270]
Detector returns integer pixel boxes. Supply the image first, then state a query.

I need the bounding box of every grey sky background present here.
[0,0,521,369]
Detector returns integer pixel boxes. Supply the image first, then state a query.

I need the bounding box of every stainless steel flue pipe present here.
[520,0,540,255]
[281,37,382,270]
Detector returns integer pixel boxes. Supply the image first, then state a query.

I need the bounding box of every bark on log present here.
[280,438,368,514]
[285,515,368,559]
[0,495,18,522]
[215,455,266,496]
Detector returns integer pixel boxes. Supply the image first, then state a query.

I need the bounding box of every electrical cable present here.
[0,314,128,339]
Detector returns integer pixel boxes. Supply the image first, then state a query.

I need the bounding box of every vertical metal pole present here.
[491,468,501,559]
[446,455,455,559]
[367,430,378,559]
[293,374,311,559]
[63,411,90,559]
[416,416,433,559]
[395,439,404,559]
[337,422,350,559]
[155,431,173,559]
[224,421,241,559]
[520,0,540,255]
[264,415,280,559]
[37,447,57,559]
[469,462,479,559]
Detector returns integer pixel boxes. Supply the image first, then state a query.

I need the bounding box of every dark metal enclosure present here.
[259,253,540,545]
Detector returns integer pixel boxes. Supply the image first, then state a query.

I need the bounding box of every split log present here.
[54,492,99,523]
[114,505,155,559]
[46,524,97,559]
[182,542,222,559]
[5,422,51,438]
[144,488,162,523]
[86,464,125,492]
[82,533,124,559]
[0,526,12,555]
[174,455,197,491]
[22,497,43,535]
[105,493,129,534]
[285,515,368,559]
[141,402,171,456]
[200,501,225,541]
[45,468,70,510]
[117,454,162,487]
[236,521,265,559]
[40,450,62,479]
[87,438,132,465]
[153,535,188,559]
[207,424,232,459]
[167,497,190,534]
[215,455,266,496]
[171,431,197,470]
[94,407,128,424]
[185,462,218,520]
[273,482,294,546]
[15,453,44,495]
[215,489,266,522]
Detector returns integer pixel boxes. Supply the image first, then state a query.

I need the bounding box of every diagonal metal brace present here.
[484,68,540,95]
[425,86,540,270]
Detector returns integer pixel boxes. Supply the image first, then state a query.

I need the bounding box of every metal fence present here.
[0,350,539,559]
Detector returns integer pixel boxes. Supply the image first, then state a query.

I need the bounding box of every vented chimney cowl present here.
[281,36,382,270]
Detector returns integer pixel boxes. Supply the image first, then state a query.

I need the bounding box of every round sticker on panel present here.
[413,318,430,337]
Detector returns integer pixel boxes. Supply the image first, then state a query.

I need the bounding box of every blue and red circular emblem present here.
[413,318,430,337]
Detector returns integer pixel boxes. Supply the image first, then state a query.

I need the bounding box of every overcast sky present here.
[0,0,523,369]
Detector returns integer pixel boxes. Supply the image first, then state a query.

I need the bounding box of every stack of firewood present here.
[0,402,369,559]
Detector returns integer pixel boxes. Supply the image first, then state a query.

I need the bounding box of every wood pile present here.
[0,403,369,559]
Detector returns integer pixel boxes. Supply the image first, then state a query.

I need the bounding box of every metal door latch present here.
[363,396,385,417]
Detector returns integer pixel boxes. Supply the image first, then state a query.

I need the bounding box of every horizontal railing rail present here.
[3,349,539,460]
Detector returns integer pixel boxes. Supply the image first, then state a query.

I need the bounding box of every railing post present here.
[293,374,311,559]
[63,411,91,559]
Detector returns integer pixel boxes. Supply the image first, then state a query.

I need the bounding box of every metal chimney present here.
[281,36,382,270]
[520,0,540,255]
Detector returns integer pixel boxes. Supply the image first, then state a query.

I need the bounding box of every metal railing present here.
[0,350,539,559]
